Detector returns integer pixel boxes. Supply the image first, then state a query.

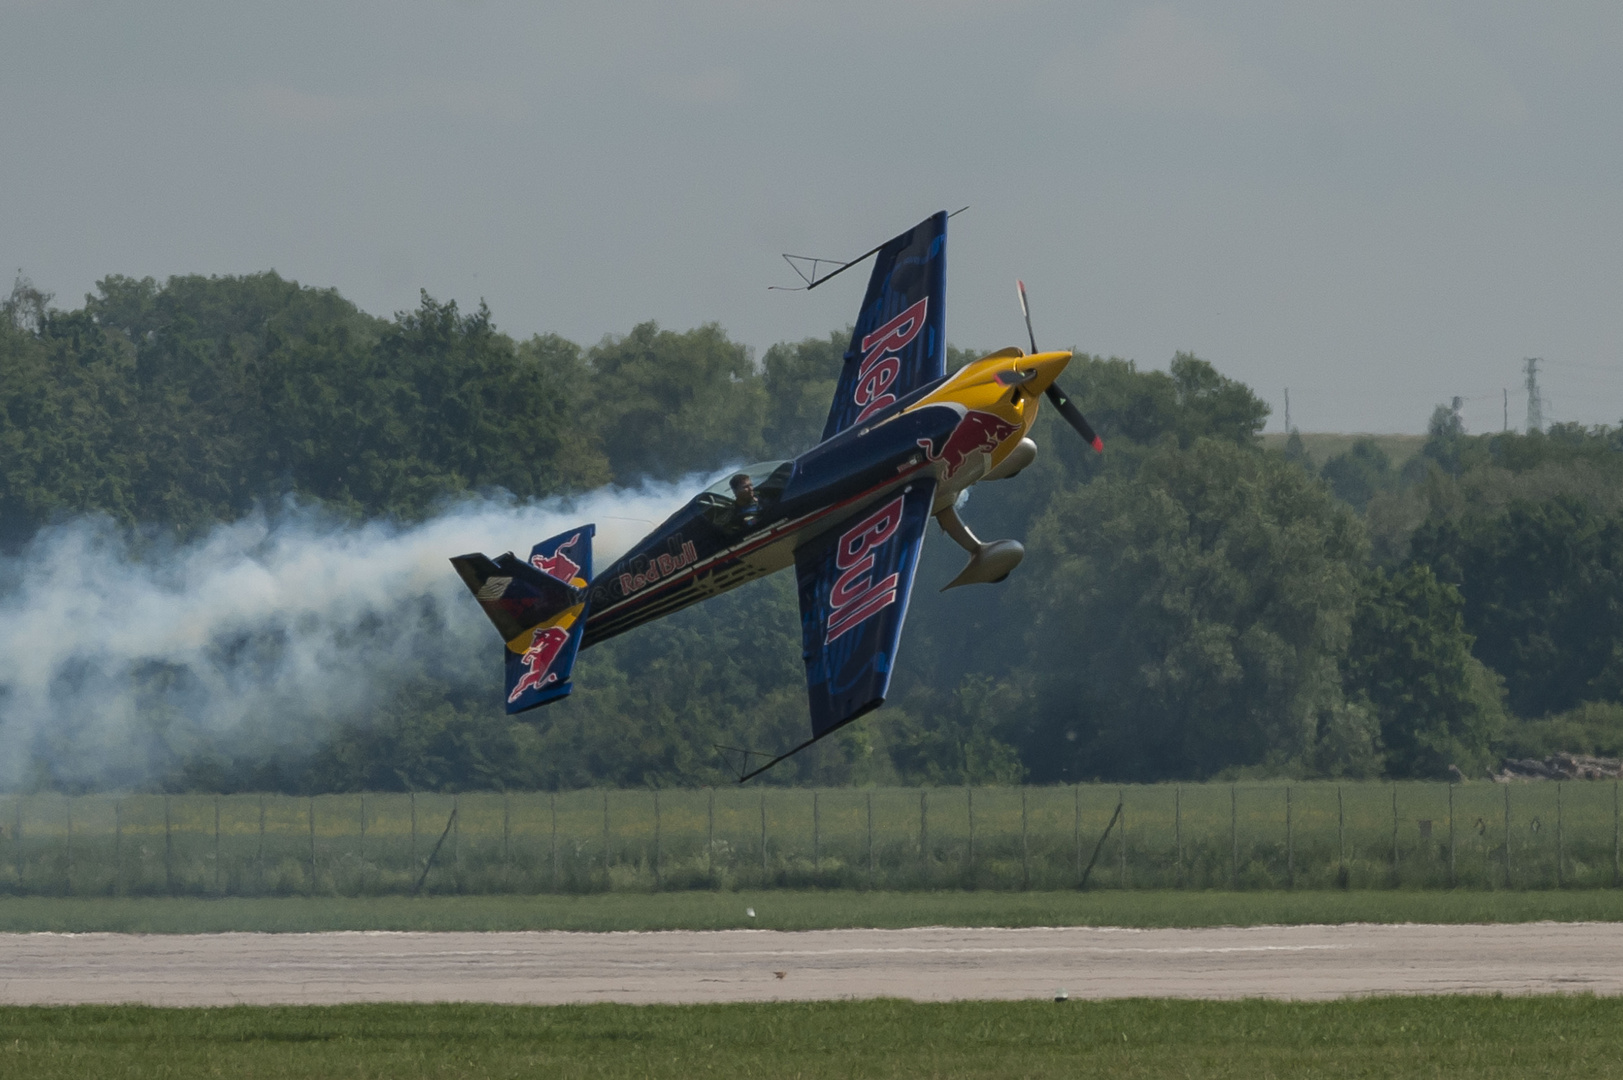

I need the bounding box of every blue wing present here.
[795,479,936,738]
[821,211,947,442]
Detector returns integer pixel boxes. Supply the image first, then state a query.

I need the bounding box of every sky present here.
[4,0,1621,434]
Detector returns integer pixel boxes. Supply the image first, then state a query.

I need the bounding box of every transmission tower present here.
[1524,358,1543,433]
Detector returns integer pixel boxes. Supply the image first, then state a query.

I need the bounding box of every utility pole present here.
[1284,388,1291,432]
[1503,388,1509,432]
[1524,358,1543,434]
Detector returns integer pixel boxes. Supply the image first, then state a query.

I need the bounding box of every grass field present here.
[6,781,1617,896]
[3,996,1620,1078]
[6,888,1623,934]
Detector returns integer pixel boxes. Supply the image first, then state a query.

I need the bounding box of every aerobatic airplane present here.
[451,211,1102,779]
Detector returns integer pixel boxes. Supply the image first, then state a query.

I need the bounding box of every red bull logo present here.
[917,410,1018,481]
[825,494,905,644]
[531,533,583,584]
[508,625,571,703]
[852,297,928,424]
[619,540,698,596]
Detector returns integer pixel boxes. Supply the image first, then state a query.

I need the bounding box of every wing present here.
[794,478,936,738]
[821,211,948,442]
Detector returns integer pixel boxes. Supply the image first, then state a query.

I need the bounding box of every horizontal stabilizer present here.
[451,550,582,643]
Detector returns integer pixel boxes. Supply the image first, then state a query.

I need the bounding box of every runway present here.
[3,923,1622,1006]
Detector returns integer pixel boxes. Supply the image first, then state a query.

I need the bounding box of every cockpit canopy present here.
[693,460,793,533]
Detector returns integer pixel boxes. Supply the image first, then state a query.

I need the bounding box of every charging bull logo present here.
[508,626,571,703]
[531,533,583,584]
[918,410,1018,481]
[825,494,906,644]
[852,298,928,424]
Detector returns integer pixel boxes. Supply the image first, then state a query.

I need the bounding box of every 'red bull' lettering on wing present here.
[825,495,906,644]
[531,532,583,584]
[508,625,571,704]
[822,211,946,441]
[917,409,1019,481]
[852,298,928,424]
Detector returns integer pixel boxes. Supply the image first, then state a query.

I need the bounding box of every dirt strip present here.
[3,923,1622,1006]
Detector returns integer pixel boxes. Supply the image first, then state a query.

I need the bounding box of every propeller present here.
[1017,280,1103,454]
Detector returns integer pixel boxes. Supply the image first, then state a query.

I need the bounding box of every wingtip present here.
[1091,436,1104,454]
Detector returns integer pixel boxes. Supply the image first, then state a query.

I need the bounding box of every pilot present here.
[729,472,761,531]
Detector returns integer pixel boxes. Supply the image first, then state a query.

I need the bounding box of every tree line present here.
[3,273,1622,791]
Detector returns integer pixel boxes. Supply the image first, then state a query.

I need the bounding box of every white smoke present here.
[0,483,698,791]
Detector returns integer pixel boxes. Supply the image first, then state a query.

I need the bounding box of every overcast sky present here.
[5,1,1621,434]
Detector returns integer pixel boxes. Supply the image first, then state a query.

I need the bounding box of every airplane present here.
[450,211,1102,781]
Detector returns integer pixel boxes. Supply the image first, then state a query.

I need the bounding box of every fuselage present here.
[581,348,1072,647]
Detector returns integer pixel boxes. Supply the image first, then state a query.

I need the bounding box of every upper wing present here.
[794,478,936,738]
[821,211,947,442]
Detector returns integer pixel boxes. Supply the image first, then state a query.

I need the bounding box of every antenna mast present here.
[1524,358,1543,433]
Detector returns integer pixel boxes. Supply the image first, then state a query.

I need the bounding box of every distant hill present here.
[1260,432,1425,470]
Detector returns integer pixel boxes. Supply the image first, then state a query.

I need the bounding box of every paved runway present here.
[3,923,1621,1006]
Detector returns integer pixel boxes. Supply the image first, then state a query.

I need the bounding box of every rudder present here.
[450,524,594,713]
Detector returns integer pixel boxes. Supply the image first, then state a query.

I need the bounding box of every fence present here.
[1,782,1619,897]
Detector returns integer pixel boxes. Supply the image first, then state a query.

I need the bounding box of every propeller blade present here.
[1046,381,1104,453]
[1016,279,1038,355]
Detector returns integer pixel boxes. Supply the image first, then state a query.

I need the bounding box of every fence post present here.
[867,791,874,887]
[502,794,511,890]
[968,787,976,884]
[65,800,73,897]
[1021,788,1030,891]
[707,788,715,885]
[359,794,367,894]
[653,789,661,890]
[919,790,928,880]
[1174,786,1183,889]
[1556,783,1564,889]
[1119,788,1127,889]
[1230,785,1238,889]
[1614,780,1620,889]
[1285,786,1293,891]
[550,792,558,889]
[12,797,21,892]
[410,792,418,873]
[452,794,461,893]
[258,795,266,894]
[164,796,174,895]
[1448,784,1456,888]
[1337,785,1346,889]
[602,791,611,874]
[1503,782,1512,889]
[1390,786,1399,884]
[213,797,221,895]
[760,790,768,876]
[113,800,122,897]
[308,796,317,897]
[813,790,820,873]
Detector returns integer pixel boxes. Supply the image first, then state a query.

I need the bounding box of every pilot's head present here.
[729,473,755,504]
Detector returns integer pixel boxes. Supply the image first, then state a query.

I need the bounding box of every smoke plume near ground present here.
[0,484,695,791]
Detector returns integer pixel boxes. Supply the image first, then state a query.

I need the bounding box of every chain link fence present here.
[1,781,1619,896]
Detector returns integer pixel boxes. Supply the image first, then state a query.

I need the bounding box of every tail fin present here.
[450,524,594,713]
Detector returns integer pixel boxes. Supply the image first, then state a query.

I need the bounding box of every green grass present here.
[7,781,1616,896]
[3,997,1621,1078]
[7,888,1623,934]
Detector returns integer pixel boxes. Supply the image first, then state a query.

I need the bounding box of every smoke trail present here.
[0,483,696,791]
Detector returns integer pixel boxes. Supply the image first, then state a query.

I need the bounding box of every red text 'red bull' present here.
[825,494,906,644]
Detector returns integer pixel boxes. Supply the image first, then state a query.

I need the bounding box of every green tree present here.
[585,322,766,483]
[1013,438,1369,782]
[1344,564,1505,778]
